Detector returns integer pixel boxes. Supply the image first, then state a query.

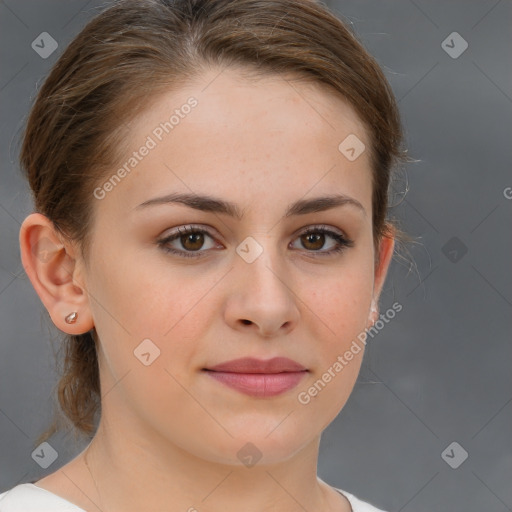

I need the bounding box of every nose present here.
[224,241,300,338]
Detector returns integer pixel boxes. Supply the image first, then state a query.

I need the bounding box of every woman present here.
[0,0,410,510]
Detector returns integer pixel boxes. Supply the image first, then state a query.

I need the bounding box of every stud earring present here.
[65,311,78,324]
[369,300,378,324]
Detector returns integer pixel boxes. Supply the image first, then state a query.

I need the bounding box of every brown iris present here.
[301,232,325,251]
[180,232,205,251]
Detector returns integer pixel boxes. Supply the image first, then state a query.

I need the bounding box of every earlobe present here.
[368,298,379,327]
[19,213,94,335]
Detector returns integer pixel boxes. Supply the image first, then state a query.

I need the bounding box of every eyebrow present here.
[135,192,366,219]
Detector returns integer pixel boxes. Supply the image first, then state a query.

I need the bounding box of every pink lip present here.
[203,357,308,398]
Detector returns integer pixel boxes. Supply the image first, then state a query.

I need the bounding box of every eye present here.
[157,225,218,259]
[157,224,354,259]
[290,225,354,256]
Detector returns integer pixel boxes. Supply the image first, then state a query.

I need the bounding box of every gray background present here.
[1,1,511,510]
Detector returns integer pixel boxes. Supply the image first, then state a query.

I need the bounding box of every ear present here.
[19,213,94,335]
[368,226,395,326]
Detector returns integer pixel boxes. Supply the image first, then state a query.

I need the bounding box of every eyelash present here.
[157,225,354,259]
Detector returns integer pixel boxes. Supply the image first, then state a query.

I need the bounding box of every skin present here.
[20,66,394,512]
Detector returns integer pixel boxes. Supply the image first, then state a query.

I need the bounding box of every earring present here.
[65,311,78,324]
[369,300,378,324]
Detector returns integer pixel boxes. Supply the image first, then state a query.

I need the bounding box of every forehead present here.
[98,66,373,217]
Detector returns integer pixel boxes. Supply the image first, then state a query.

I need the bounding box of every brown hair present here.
[21,0,412,447]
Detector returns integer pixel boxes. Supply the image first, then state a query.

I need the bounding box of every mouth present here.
[202,357,309,398]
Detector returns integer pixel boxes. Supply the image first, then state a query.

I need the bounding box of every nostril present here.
[241,319,252,325]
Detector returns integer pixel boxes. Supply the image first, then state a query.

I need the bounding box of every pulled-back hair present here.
[21,0,411,446]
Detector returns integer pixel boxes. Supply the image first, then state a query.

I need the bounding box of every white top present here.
[0,483,387,511]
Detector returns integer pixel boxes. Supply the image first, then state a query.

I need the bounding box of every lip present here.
[203,357,308,398]
[205,357,307,373]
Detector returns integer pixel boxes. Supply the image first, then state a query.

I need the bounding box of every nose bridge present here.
[236,232,289,294]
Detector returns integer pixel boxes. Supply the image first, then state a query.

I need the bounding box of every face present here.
[68,67,391,465]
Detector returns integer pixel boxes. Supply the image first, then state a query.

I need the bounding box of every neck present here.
[80,412,347,512]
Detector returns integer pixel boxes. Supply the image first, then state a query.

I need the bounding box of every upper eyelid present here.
[159,223,349,240]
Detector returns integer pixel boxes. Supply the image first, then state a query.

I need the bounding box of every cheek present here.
[293,280,371,420]
[306,264,374,346]
[297,258,373,407]
[87,246,221,376]
[88,243,194,334]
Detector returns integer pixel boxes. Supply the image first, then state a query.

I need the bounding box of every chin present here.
[192,425,315,468]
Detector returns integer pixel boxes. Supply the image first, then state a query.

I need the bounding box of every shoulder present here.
[336,487,389,512]
[0,483,86,512]
[0,482,387,512]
